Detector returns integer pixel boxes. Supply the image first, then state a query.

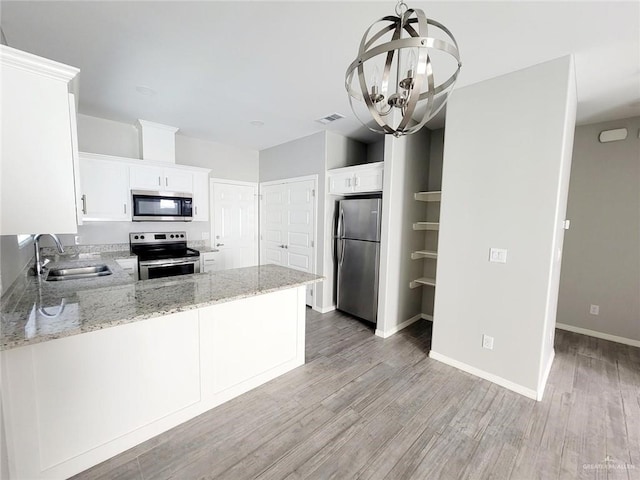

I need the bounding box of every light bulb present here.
[371,65,380,90]
[406,50,417,77]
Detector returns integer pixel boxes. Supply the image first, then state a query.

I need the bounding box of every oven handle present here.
[139,258,199,267]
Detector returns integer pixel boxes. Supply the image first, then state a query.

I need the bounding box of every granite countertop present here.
[1,262,322,351]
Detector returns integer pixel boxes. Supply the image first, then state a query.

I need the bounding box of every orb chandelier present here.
[345,1,462,137]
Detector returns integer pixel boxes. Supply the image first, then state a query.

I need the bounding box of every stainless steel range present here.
[130,231,200,280]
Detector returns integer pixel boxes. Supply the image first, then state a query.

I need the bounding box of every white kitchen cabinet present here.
[130,164,193,193]
[76,153,210,223]
[200,251,219,272]
[1,286,306,479]
[192,172,209,221]
[79,155,130,221]
[327,162,384,195]
[0,45,80,235]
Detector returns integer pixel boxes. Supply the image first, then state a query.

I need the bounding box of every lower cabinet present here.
[200,251,219,272]
[0,287,306,479]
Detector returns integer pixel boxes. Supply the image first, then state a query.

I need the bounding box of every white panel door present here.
[211,182,258,270]
[260,178,316,306]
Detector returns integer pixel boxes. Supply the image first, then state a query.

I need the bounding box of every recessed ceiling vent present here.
[316,112,345,125]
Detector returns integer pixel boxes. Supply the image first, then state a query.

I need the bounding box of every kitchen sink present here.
[46,265,112,281]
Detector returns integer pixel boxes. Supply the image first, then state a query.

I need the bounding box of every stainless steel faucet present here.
[33,233,65,276]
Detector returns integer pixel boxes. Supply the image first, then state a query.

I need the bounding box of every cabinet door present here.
[1,47,79,235]
[164,168,193,193]
[200,252,219,273]
[130,164,164,190]
[192,173,209,221]
[328,171,355,194]
[80,158,130,221]
[353,165,384,193]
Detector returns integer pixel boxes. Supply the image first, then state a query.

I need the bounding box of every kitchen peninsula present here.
[1,263,321,480]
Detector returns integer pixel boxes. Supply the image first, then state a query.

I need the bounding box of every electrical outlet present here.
[482,334,494,350]
[74,235,81,245]
[489,248,508,263]
[590,304,600,315]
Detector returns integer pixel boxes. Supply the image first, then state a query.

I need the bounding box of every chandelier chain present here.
[395,1,408,17]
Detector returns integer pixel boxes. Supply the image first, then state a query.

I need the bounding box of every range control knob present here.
[140,235,145,239]
[134,235,139,239]
[170,234,174,238]
[181,234,185,238]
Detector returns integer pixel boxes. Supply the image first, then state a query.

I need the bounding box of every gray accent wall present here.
[557,116,640,342]
[431,56,577,399]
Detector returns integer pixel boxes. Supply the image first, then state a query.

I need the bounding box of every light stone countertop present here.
[1,262,322,351]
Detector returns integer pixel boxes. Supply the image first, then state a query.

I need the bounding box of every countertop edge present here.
[1,276,321,351]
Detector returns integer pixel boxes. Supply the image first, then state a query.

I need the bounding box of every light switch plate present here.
[489,248,508,263]
[482,334,494,350]
[590,304,600,315]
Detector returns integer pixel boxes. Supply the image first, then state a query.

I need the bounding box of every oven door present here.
[139,257,201,280]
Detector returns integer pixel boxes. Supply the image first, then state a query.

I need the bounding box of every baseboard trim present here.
[375,313,423,339]
[537,349,555,401]
[556,323,640,348]
[428,350,539,401]
[312,305,336,314]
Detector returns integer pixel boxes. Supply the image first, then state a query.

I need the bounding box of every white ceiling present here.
[2,1,639,151]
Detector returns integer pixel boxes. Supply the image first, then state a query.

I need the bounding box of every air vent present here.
[316,112,345,124]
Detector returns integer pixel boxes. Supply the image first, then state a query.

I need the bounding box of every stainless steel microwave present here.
[131,190,193,222]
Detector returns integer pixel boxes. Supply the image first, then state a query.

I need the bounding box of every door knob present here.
[216,243,225,247]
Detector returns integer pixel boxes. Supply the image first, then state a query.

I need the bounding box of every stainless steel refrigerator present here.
[335,196,382,324]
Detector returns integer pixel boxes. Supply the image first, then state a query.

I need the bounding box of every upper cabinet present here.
[77,152,210,222]
[0,45,80,235]
[79,155,130,222]
[191,173,209,221]
[327,162,384,195]
[130,164,193,193]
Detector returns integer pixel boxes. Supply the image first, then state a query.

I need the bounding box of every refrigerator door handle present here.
[339,239,346,266]
[337,206,345,238]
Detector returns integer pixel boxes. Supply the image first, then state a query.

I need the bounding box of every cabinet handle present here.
[81,194,87,214]
[124,203,127,214]
[354,176,360,187]
[347,178,352,187]
[158,176,161,186]
[165,177,168,187]
[195,206,198,215]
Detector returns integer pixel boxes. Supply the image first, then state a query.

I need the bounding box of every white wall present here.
[0,236,34,295]
[77,114,139,158]
[430,56,577,400]
[557,116,640,344]
[74,114,258,246]
[175,135,258,183]
[376,128,430,337]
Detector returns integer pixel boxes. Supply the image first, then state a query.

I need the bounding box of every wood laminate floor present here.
[73,309,640,480]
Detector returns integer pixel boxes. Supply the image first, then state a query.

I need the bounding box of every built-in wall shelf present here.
[413,222,439,231]
[414,191,441,202]
[411,250,438,260]
[409,277,437,289]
